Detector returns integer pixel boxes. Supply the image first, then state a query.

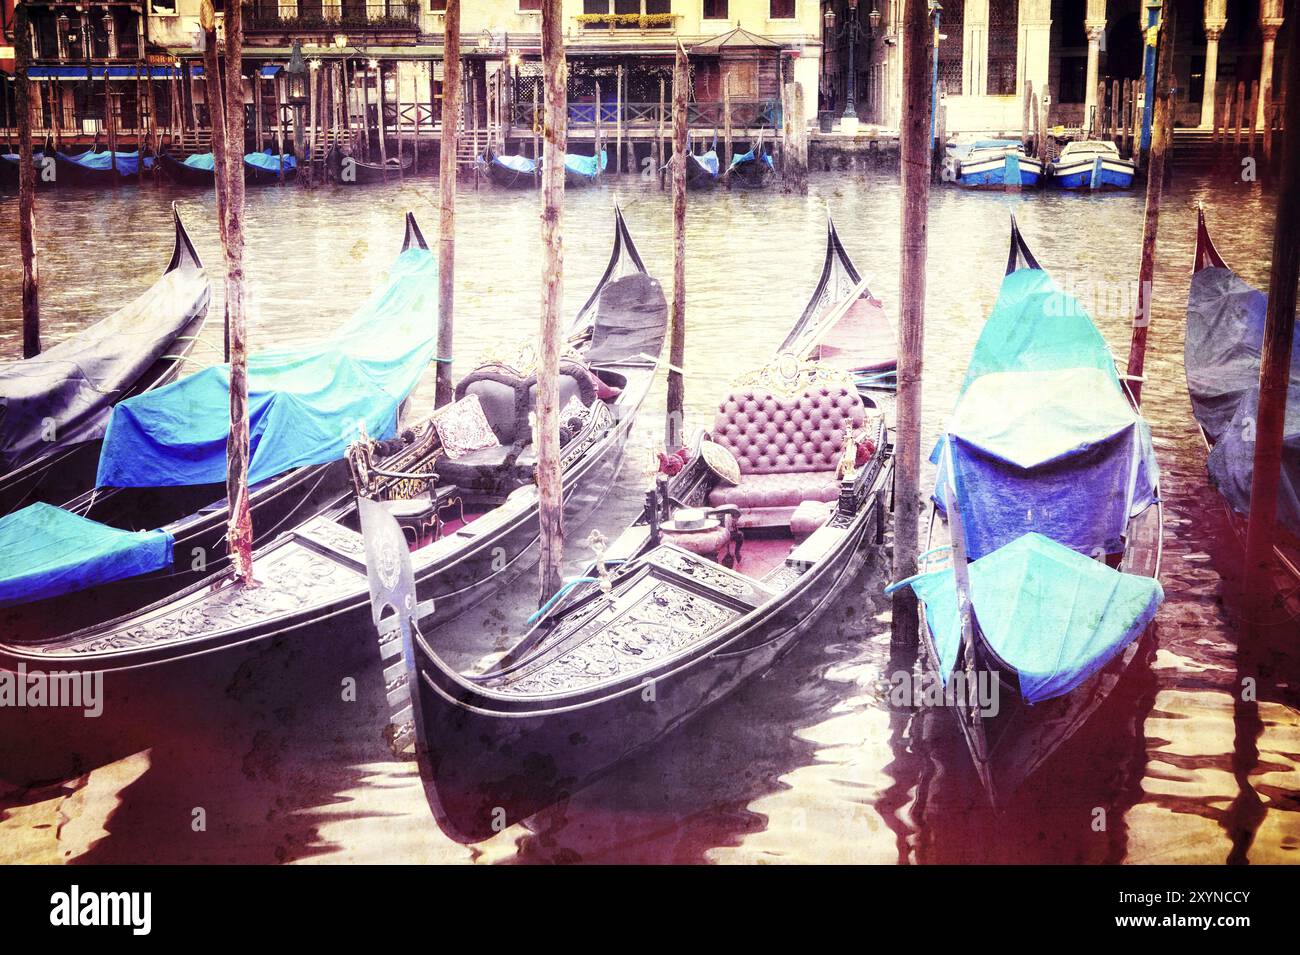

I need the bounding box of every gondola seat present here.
[707,382,864,528]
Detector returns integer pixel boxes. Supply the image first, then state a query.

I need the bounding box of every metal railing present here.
[510,99,781,130]
[243,2,421,31]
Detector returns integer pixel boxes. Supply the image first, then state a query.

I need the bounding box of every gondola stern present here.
[1006,214,1043,275]
[1193,204,1228,274]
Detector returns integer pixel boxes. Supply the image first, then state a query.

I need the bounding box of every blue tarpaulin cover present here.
[0,502,174,607]
[96,247,439,488]
[933,265,1158,560]
[59,150,154,175]
[694,150,720,177]
[727,149,775,172]
[184,153,216,170]
[493,154,536,174]
[244,151,296,172]
[906,532,1164,704]
[1186,265,1300,537]
[563,149,607,180]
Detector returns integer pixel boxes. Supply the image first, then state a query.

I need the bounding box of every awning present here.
[28,65,191,79]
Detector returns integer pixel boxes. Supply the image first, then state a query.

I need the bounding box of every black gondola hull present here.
[157,152,216,187]
[411,467,889,842]
[483,159,538,188]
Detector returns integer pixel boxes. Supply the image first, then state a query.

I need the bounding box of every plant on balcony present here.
[242,2,420,33]
[574,13,678,29]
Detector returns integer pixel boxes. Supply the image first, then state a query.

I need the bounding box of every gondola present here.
[892,219,1164,807]
[0,151,52,191]
[157,150,219,187]
[725,145,775,188]
[243,150,297,185]
[0,213,439,642]
[53,149,154,186]
[561,148,607,187]
[479,151,538,188]
[326,146,415,184]
[1187,207,1300,612]
[685,148,720,188]
[0,206,666,675]
[0,203,210,517]
[1048,139,1135,189]
[359,214,895,842]
[779,217,897,394]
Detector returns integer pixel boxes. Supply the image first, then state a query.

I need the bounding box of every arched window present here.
[987,0,1019,95]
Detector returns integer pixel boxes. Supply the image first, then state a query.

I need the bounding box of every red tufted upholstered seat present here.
[707,382,865,528]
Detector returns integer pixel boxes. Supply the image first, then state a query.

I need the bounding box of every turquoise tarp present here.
[907,532,1163,704]
[184,153,216,170]
[0,502,174,607]
[96,247,438,488]
[244,151,296,172]
[563,149,607,180]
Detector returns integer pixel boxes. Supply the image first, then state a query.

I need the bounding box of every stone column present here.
[1258,1,1285,127]
[1020,0,1053,117]
[1200,19,1226,128]
[1083,22,1105,126]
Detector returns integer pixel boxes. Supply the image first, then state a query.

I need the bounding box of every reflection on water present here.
[1,169,1297,864]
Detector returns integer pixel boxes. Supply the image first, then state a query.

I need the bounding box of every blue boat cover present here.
[245,151,296,172]
[96,247,439,488]
[906,532,1163,704]
[0,502,174,607]
[563,149,607,180]
[493,154,537,174]
[694,150,720,177]
[933,265,1159,560]
[1186,264,1300,536]
[727,149,775,172]
[184,152,216,170]
[60,150,154,175]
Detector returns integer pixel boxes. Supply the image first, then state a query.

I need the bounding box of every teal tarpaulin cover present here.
[96,247,438,488]
[184,153,216,170]
[60,150,154,175]
[727,149,775,172]
[244,151,296,172]
[906,532,1163,704]
[493,154,536,174]
[695,150,720,176]
[0,502,174,607]
[933,265,1159,560]
[563,149,607,180]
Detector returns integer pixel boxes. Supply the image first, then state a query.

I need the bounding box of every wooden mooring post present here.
[1125,0,1175,408]
[1243,17,1300,623]
[212,0,253,583]
[201,2,230,253]
[657,77,666,190]
[892,0,935,650]
[537,0,567,603]
[275,74,287,185]
[723,75,733,189]
[15,3,40,358]
[436,0,461,409]
[666,42,688,451]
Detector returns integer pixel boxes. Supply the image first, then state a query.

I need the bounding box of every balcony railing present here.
[243,2,421,33]
[511,99,781,130]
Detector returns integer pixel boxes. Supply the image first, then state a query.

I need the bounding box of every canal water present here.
[1,169,1296,864]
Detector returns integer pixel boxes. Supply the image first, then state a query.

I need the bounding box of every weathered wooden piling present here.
[274,74,287,185]
[212,1,253,583]
[723,75,733,189]
[892,0,935,649]
[537,0,567,603]
[657,77,666,190]
[1125,0,1175,407]
[665,42,688,452]
[436,0,461,409]
[15,3,40,358]
[200,2,230,250]
[104,71,118,180]
[1243,16,1300,622]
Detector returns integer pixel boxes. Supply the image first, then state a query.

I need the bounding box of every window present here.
[430,0,447,11]
[518,0,542,10]
[770,0,795,18]
[987,0,1019,96]
[937,0,964,95]
[703,0,728,17]
[582,0,672,27]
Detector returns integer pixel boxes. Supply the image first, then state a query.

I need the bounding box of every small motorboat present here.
[1048,139,1135,189]
[944,139,1042,188]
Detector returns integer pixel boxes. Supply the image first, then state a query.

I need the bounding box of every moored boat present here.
[1186,207,1300,611]
[945,139,1042,188]
[53,149,155,185]
[243,150,297,184]
[560,148,607,186]
[780,217,898,394]
[725,145,775,188]
[0,203,210,517]
[326,146,415,184]
[360,214,895,841]
[893,219,1164,807]
[685,148,720,188]
[0,206,666,675]
[157,150,219,187]
[0,151,52,191]
[0,213,439,641]
[479,151,538,188]
[1048,139,1135,189]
